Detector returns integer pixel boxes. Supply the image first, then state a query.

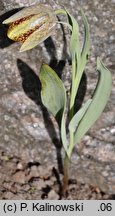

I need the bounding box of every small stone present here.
[4,134,10,142]
[33,123,39,128]
[4,115,10,121]
[110,35,114,40]
[95,187,101,194]
[110,128,115,134]
[48,189,59,200]
[17,162,23,170]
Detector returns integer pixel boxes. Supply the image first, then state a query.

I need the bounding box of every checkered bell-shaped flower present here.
[3,4,57,52]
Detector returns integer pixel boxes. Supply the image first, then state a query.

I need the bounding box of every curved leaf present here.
[40,64,65,117]
[66,10,81,70]
[80,9,90,74]
[39,64,68,151]
[74,57,112,144]
[73,10,90,95]
[69,99,92,133]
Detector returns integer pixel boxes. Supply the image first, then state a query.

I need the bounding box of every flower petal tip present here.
[19,46,26,52]
[19,44,31,52]
[2,19,8,24]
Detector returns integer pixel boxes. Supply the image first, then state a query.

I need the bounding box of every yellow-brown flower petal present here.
[7,14,49,42]
[3,3,57,51]
[20,18,56,52]
[3,4,53,24]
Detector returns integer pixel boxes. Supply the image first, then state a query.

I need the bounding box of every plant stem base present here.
[62,154,70,196]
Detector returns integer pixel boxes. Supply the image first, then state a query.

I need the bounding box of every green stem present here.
[63,131,74,195]
[63,153,69,195]
[63,54,77,195]
[54,9,67,16]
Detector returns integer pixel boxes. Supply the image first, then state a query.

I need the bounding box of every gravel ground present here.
[0,0,115,199]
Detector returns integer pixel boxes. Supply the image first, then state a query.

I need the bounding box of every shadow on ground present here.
[17,58,63,178]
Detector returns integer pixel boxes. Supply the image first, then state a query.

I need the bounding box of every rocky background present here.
[0,0,115,199]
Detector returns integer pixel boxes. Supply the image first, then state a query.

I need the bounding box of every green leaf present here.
[39,64,68,151]
[40,64,65,118]
[73,10,90,95]
[66,10,81,66]
[61,108,68,152]
[69,99,92,133]
[80,9,90,74]
[66,10,90,113]
[74,57,112,144]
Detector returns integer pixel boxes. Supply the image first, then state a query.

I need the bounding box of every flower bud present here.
[3,4,57,52]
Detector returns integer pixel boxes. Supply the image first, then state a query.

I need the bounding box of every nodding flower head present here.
[3,4,57,52]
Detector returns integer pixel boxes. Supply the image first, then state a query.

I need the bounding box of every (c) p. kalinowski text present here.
[32,202,84,212]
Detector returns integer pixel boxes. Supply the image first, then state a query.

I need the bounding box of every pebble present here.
[4,115,10,121]
[4,135,10,142]
[48,189,59,200]
[17,162,23,170]
[110,128,115,134]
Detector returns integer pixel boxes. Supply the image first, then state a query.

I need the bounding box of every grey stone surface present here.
[0,0,115,194]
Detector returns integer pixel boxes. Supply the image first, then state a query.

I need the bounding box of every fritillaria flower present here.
[3,4,57,52]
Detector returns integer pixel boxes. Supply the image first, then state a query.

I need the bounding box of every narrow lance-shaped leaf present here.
[66,11,82,119]
[73,9,90,97]
[39,64,68,151]
[80,9,90,74]
[66,10,90,117]
[66,10,81,71]
[74,58,112,144]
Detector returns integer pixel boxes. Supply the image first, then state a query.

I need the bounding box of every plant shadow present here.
[74,72,87,113]
[0,8,23,48]
[44,21,69,79]
[17,58,63,167]
[17,58,63,195]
